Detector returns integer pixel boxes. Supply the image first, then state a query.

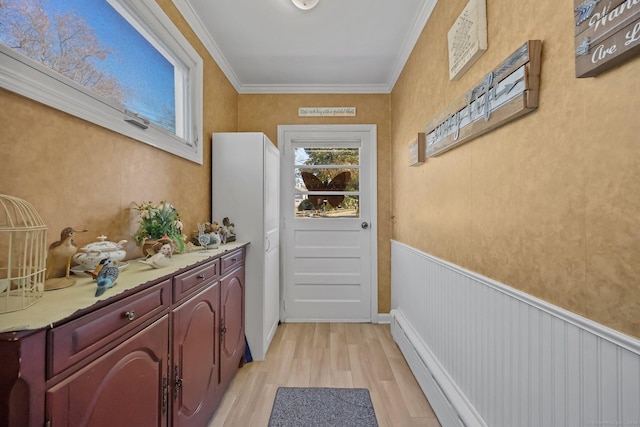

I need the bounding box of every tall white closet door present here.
[263,140,280,345]
[211,132,280,361]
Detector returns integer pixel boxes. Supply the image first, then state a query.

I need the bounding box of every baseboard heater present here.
[390,240,640,427]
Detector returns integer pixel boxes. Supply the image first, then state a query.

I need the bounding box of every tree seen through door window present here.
[295,147,360,217]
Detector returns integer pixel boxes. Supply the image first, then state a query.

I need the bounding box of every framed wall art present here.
[448,0,488,81]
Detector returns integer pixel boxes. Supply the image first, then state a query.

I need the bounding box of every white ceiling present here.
[172,0,438,94]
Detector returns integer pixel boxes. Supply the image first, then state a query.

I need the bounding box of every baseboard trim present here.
[391,309,487,427]
[377,313,391,324]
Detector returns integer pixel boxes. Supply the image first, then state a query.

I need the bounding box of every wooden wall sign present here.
[448,0,488,81]
[574,0,640,78]
[409,133,426,166]
[425,40,541,158]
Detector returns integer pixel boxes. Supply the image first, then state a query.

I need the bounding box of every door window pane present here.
[296,195,359,218]
[293,146,360,218]
[295,147,359,166]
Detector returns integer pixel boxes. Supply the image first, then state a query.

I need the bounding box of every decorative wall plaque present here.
[298,107,356,117]
[426,40,542,157]
[409,133,426,166]
[448,0,488,81]
[574,0,640,78]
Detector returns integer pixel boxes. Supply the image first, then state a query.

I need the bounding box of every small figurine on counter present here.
[208,230,221,249]
[196,223,211,250]
[149,235,175,257]
[190,222,223,249]
[218,226,227,244]
[139,243,172,269]
[45,227,87,291]
[222,217,236,242]
[95,258,119,297]
[46,227,79,280]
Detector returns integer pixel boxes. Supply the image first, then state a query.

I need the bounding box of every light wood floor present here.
[208,323,441,427]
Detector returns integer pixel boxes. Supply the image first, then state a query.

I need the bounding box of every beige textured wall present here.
[2,0,636,333]
[238,94,393,312]
[391,0,640,337]
[0,0,238,262]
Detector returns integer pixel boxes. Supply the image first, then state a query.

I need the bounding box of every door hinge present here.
[162,375,168,414]
[173,364,182,402]
[220,322,227,342]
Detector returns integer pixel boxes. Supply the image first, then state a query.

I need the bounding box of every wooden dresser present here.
[0,243,247,427]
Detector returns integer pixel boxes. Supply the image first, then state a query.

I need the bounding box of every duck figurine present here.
[139,243,172,269]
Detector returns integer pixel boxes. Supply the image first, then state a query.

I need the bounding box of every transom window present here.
[0,0,203,163]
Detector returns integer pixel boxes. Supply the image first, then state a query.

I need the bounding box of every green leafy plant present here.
[132,201,184,253]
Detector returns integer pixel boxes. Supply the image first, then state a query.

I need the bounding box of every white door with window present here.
[278,125,377,322]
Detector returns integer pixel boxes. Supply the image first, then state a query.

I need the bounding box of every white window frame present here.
[0,0,204,164]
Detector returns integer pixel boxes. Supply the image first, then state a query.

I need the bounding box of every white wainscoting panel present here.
[390,240,640,427]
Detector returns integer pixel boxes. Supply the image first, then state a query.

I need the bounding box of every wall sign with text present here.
[425,40,542,157]
[574,0,640,78]
[298,107,356,117]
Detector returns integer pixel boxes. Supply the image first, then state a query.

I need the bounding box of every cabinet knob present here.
[197,274,206,280]
[124,310,136,321]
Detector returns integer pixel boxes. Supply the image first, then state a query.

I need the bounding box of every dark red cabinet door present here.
[46,316,169,427]
[171,283,220,427]
[220,267,245,387]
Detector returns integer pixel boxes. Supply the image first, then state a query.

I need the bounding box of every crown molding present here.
[172,0,242,90]
[386,0,438,92]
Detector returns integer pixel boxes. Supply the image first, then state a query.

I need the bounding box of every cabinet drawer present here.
[47,279,171,379]
[221,249,244,275]
[173,259,219,302]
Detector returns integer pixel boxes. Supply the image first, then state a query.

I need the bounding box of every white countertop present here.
[0,242,248,334]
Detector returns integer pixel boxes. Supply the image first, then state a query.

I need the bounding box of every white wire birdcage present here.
[0,194,47,313]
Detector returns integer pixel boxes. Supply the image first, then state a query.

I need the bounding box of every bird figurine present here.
[197,223,211,249]
[208,230,221,249]
[46,227,83,280]
[139,243,172,269]
[95,258,119,297]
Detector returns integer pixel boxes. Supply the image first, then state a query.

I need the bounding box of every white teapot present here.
[73,235,127,270]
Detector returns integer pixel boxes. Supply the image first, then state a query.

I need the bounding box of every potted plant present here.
[132,201,184,255]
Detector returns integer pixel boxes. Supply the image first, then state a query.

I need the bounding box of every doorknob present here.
[361,222,369,229]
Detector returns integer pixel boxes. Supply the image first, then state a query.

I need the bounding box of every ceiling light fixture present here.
[291,0,319,10]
